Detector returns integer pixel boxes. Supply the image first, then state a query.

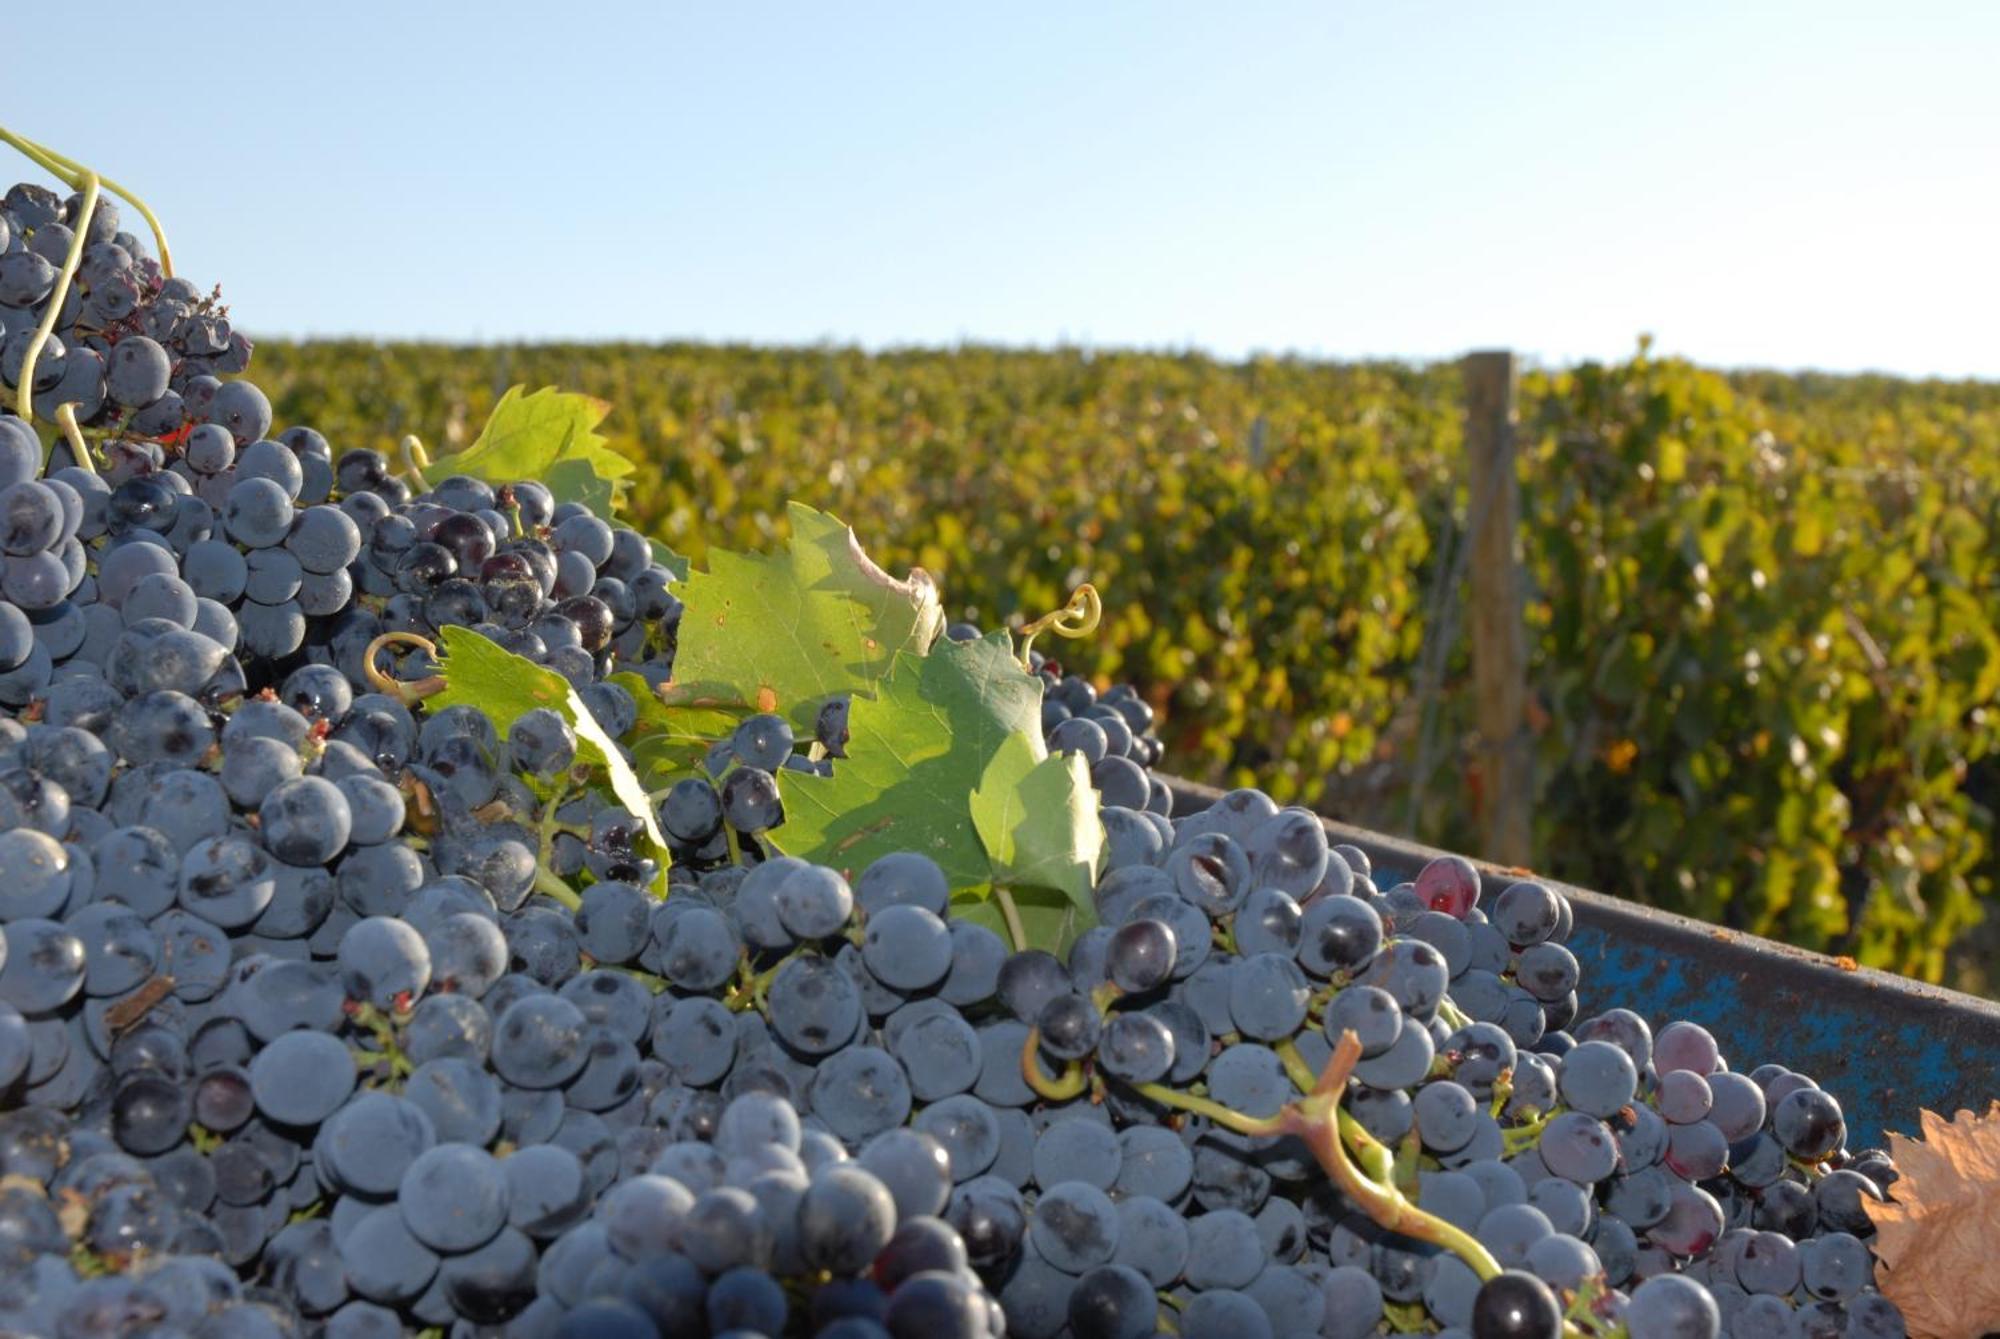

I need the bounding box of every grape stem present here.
[1501,1103,1563,1157]
[1292,1031,1504,1280]
[1015,582,1102,670]
[723,955,789,1013]
[994,886,1028,953]
[1393,1127,1424,1195]
[1140,1030,1503,1282]
[0,125,175,275]
[1273,1035,1398,1181]
[532,864,581,911]
[14,169,97,427]
[606,963,672,994]
[53,403,95,475]
[1274,1036,1319,1094]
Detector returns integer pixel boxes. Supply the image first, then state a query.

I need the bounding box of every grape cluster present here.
[0,164,1924,1339]
[1,413,89,641]
[1,180,255,448]
[0,597,1030,1335]
[986,797,1909,1339]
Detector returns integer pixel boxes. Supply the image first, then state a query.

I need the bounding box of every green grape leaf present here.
[970,733,1102,919]
[612,671,748,787]
[771,633,1099,951]
[425,385,635,511]
[426,626,668,886]
[950,887,1084,958]
[544,457,619,519]
[648,538,691,582]
[670,501,943,733]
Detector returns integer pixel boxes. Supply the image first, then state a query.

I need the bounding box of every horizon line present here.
[241,333,2000,388]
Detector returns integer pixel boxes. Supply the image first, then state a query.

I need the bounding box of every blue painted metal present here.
[1163,778,2000,1150]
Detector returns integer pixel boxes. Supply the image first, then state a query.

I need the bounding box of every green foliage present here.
[774,633,1099,939]
[251,340,2000,991]
[426,624,669,886]
[425,385,634,511]
[971,736,1102,930]
[671,501,943,734]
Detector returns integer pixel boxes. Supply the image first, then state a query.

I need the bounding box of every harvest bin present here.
[1162,776,2000,1150]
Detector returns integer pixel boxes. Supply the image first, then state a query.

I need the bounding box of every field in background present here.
[249,341,2000,992]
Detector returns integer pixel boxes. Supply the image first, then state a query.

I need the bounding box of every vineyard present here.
[247,341,2000,992]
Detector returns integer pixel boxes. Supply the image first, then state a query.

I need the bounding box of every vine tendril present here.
[1016,582,1102,669]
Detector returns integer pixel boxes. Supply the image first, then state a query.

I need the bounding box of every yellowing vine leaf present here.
[427,385,635,511]
[669,502,942,734]
[1866,1102,2000,1339]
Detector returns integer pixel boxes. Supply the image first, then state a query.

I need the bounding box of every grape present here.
[505,707,576,779]
[914,1095,1003,1182]
[1233,887,1302,960]
[1166,830,1251,916]
[0,918,85,1012]
[729,712,794,770]
[859,1128,953,1221]
[720,764,783,832]
[863,903,953,990]
[0,1001,29,1088]
[246,1029,354,1126]
[338,916,431,1009]
[649,996,738,1087]
[1065,1263,1157,1339]
[340,1205,440,1305]
[813,1045,913,1144]
[396,1143,509,1252]
[1227,951,1309,1040]
[1102,916,1176,993]
[1556,1038,1638,1117]
[1035,991,1101,1060]
[210,381,273,445]
[1352,1015,1435,1089]
[800,1165,898,1273]
[1097,1011,1175,1084]
[999,950,1073,1025]
[1032,1116,1121,1191]
[0,602,32,672]
[1469,1271,1562,1339]
[0,480,61,555]
[223,477,294,548]
[1626,1274,1720,1339]
[1299,894,1383,976]
[1774,1086,1847,1161]
[0,417,39,487]
[1415,854,1481,918]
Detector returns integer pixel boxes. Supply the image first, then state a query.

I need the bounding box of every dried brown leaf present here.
[1866,1101,2000,1339]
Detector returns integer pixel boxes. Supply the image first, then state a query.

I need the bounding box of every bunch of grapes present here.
[0,179,255,446]
[0,153,1924,1339]
[986,810,1906,1339]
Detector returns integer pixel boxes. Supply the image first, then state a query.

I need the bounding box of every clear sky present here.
[9,2,1995,376]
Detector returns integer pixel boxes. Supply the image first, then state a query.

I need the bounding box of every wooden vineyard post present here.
[1462,350,1533,868]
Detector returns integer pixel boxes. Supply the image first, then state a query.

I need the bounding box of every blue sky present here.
[8,3,1995,375]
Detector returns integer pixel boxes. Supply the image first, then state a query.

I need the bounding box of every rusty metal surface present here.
[1161,776,2000,1149]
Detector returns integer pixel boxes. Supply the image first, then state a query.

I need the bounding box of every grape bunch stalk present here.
[0,125,1926,1339]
